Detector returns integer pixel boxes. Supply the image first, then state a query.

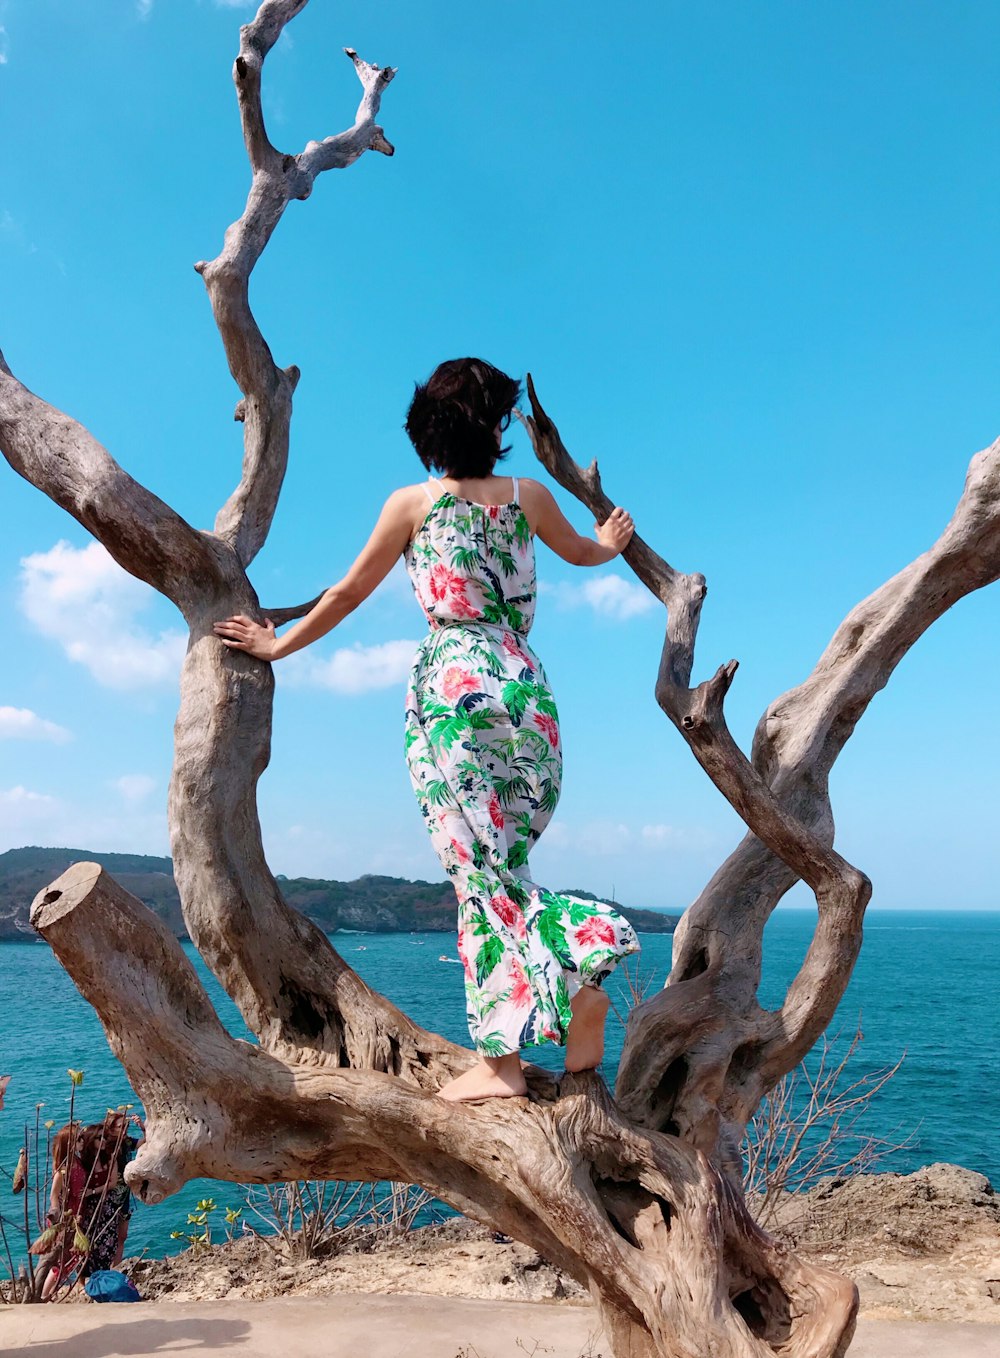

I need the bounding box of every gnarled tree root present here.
[32,864,857,1358]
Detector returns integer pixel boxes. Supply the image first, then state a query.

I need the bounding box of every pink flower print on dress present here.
[533,712,559,748]
[490,894,519,929]
[428,563,457,602]
[574,917,616,948]
[428,564,480,620]
[502,632,534,670]
[509,957,532,1008]
[442,666,480,702]
[457,928,474,982]
[402,484,640,1055]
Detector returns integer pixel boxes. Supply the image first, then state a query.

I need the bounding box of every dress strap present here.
[422,479,441,506]
[512,476,520,505]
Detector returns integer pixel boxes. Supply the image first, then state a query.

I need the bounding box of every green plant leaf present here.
[555,975,573,1028]
[537,908,574,969]
[475,933,505,985]
[506,838,529,871]
[566,900,596,925]
[477,1032,512,1057]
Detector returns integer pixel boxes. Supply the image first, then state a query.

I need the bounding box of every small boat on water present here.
[356,945,367,951]
[438,954,461,964]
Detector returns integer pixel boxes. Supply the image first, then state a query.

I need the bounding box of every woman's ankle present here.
[483,1052,523,1077]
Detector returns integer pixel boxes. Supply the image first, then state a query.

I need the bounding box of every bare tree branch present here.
[205,17,396,568]
[8,3,994,1350]
[260,591,326,625]
[523,379,1000,1174]
[518,374,705,688]
[0,351,214,607]
[32,864,858,1358]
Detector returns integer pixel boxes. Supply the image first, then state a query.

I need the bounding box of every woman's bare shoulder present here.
[516,477,552,499]
[389,482,433,502]
[382,483,434,518]
[384,483,436,541]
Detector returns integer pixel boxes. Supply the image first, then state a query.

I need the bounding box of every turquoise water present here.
[1,910,997,1264]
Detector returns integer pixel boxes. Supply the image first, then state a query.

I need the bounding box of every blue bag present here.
[84,1269,142,1303]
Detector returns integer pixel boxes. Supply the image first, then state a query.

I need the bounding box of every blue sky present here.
[1,0,997,911]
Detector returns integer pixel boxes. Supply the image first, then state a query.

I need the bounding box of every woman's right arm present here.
[522,480,634,565]
[214,486,424,661]
[49,1170,64,1218]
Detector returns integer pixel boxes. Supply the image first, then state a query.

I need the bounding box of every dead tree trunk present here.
[3,4,999,1355]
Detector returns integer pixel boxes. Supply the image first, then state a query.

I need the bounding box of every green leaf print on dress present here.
[403,481,640,1055]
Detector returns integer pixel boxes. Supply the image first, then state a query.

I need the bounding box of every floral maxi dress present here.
[404,478,640,1056]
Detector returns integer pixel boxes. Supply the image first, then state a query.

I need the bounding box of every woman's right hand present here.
[213,614,277,660]
[595,506,634,555]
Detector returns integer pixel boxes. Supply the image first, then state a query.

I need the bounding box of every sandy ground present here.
[120,1163,1000,1326]
[2,1294,999,1358]
[4,1164,997,1356]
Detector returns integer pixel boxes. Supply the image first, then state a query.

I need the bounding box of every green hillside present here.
[0,846,679,941]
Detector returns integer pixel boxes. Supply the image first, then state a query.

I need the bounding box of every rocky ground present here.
[122,1163,1000,1324]
[768,1162,1000,1323]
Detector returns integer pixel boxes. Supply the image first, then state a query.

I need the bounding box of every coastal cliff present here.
[0,846,679,940]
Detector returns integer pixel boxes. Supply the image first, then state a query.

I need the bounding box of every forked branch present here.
[0,352,212,607]
[205,7,396,566]
[32,863,858,1358]
[523,378,1000,1156]
[520,373,704,688]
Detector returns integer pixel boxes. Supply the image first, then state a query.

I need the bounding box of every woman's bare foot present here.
[565,984,610,1073]
[437,1053,528,1102]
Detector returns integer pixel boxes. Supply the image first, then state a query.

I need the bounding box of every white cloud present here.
[0,25,8,65]
[539,819,714,857]
[282,639,417,695]
[0,783,168,857]
[641,823,694,849]
[135,0,153,19]
[114,774,157,803]
[543,574,656,621]
[19,541,186,691]
[0,707,71,744]
[0,785,56,811]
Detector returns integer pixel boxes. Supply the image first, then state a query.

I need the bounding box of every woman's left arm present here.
[214,488,419,661]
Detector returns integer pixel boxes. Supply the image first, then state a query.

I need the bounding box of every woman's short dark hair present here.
[405,358,522,479]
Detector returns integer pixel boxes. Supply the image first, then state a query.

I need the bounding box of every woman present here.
[216,358,640,1101]
[84,1112,144,1271]
[107,1112,144,1266]
[39,1122,88,1298]
[76,1125,121,1276]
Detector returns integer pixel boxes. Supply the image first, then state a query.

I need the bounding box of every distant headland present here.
[0,846,679,941]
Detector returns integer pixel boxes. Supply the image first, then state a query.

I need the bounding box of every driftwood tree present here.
[2,4,998,1354]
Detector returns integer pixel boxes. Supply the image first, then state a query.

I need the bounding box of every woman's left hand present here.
[595,506,634,555]
[213,614,277,660]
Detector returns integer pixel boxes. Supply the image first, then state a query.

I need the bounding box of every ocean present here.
[1,909,997,1263]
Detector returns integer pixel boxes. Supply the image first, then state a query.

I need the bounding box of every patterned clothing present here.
[83,1191,122,1273]
[404,478,639,1055]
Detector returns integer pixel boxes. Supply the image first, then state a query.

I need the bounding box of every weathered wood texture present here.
[3,3,998,1354]
[32,864,857,1358]
[521,381,1000,1180]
